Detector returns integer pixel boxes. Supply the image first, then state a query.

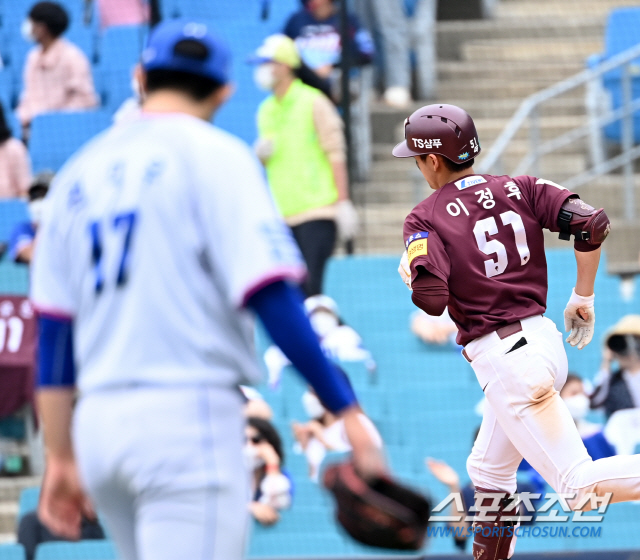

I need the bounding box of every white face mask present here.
[309,310,339,338]
[21,19,35,42]
[243,444,265,470]
[302,391,325,419]
[254,63,277,91]
[564,394,590,421]
[28,199,44,225]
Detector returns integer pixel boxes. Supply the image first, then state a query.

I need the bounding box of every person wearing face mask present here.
[561,373,616,460]
[9,171,53,264]
[283,0,374,97]
[17,2,98,140]
[251,34,359,297]
[292,382,382,482]
[245,417,293,526]
[0,102,32,199]
[591,315,640,420]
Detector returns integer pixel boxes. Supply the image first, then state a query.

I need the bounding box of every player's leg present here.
[291,219,336,296]
[134,387,250,560]
[468,315,640,509]
[467,400,523,559]
[73,395,138,560]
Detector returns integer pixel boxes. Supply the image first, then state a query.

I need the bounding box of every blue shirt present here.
[284,9,374,70]
[9,222,35,263]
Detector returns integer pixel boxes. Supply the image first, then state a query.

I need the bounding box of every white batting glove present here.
[398,250,411,290]
[335,200,359,241]
[564,288,595,350]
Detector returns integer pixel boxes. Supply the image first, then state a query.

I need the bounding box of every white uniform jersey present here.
[30,113,305,394]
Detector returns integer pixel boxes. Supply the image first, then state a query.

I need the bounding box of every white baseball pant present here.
[466,315,640,509]
[73,385,250,560]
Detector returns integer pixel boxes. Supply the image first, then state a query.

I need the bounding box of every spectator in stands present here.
[246,417,293,526]
[0,103,32,198]
[264,294,376,388]
[9,171,53,264]
[591,315,640,419]
[561,373,616,460]
[283,0,374,103]
[251,34,358,297]
[410,309,459,347]
[17,2,98,139]
[18,509,105,560]
[240,386,274,421]
[96,0,149,28]
[292,383,382,482]
[356,0,437,107]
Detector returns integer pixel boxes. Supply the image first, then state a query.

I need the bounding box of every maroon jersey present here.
[0,296,36,418]
[403,174,575,346]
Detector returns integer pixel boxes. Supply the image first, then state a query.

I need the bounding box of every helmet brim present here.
[391,140,417,158]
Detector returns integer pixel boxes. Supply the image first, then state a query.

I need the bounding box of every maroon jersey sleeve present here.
[403,206,451,285]
[513,175,576,232]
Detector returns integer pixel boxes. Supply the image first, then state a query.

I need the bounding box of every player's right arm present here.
[402,211,451,317]
[30,181,93,540]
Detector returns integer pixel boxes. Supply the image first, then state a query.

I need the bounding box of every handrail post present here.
[529,107,540,178]
[622,62,635,220]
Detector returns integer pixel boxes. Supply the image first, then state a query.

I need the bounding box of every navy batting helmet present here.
[392,104,480,164]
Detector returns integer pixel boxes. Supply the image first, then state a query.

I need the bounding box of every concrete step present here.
[0,477,40,503]
[475,114,587,142]
[484,153,588,180]
[437,17,603,61]
[0,533,15,544]
[497,0,640,19]
[462,38,602,63]
[436,77,579,100]
[0,503,17,534]
[437,60,583,82]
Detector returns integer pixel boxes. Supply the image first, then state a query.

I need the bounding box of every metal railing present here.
[478,42,640,220]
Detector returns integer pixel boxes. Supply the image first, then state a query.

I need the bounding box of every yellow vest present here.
[257,80,338,218]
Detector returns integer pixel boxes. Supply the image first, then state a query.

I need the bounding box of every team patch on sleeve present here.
[406,231,429,264]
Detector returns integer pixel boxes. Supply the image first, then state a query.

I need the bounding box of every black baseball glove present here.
[323,461,432,550]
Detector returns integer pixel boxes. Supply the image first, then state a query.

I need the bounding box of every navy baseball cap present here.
[141,20,231,84]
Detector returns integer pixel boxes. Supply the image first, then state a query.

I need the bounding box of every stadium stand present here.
[28,110,111,172]
[17,488,39,523]
[0,199,29,294]
[33,541,116,560]
[587,7,640,143]
[0,544,25,560]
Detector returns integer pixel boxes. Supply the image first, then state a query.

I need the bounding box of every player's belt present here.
[495,321,523,340]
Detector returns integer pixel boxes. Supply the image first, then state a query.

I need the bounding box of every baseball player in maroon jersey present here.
[394,104,640,560]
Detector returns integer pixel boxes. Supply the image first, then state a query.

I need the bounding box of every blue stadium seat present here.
[29,110,111,171]
[18,486,40,521]
[0,199,29,293]
[588,8,640,142]
[0,71,12,111]
[34,541,117,560]
[94,25,144,111]
[0,544,26,560]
